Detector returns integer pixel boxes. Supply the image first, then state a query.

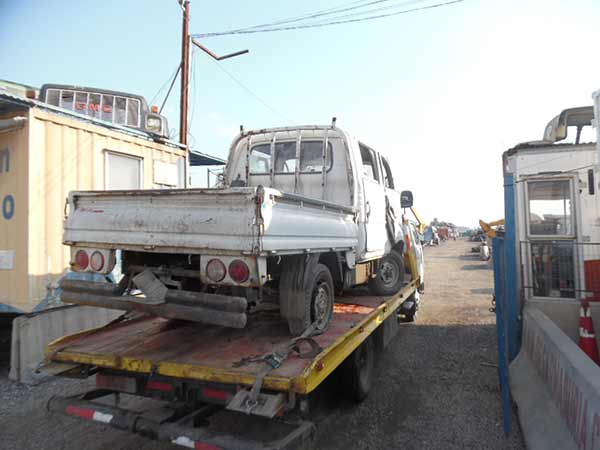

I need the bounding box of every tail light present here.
[74,250,89,271]
[70,248,115,274]
[89,251,105,272]
[229,260,249,283]
[206,259,226,282]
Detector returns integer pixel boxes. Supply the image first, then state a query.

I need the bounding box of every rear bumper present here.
[47,390,315,450]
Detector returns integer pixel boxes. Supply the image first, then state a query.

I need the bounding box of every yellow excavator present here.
[476,219,504,261]
[478,219,505,238]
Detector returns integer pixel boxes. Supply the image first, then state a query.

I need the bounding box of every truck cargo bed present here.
[48,280,418,395]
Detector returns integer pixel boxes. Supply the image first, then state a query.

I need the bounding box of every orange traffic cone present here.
[579,300,600,365]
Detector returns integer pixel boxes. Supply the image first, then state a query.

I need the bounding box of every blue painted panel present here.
[493,237,512,436]
[503,173,521,361]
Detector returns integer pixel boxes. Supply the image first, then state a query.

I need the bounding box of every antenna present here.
[331,117,337,128]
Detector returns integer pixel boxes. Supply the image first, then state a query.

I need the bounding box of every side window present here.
[249,144,271,174]
[381,156,394,189]
[359,144,379,181]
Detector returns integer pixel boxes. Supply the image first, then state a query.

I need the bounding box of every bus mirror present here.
[401,190,413,208]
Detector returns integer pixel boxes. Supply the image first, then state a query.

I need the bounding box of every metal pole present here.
[179,0,191,146]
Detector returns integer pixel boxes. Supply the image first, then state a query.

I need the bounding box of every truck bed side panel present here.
[64,189,259,253]
[261,197,358,252]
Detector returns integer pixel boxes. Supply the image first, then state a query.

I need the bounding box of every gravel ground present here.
[0,239,525,450]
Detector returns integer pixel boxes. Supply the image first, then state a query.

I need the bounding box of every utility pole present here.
[178,0,247,148]
[179,0,191,146]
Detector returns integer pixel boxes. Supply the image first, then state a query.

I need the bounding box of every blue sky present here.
[2,0,600,226]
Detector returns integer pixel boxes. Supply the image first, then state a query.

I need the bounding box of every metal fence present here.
[520,241,600,300]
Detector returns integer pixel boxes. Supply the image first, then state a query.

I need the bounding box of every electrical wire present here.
[215,0,424,35]
[194,0,464,38]
[207,57,294,124]
[159,64,181,114]
[150,64,181,105]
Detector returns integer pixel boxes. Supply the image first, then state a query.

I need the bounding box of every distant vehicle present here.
[39,84,170,138]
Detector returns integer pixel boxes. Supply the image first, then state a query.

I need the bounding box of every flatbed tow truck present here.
[44,276,420,450]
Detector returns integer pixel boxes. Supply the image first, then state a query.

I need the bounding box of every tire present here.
[368,250,406,296]
[341,336,374,402]
[280,258,335,336]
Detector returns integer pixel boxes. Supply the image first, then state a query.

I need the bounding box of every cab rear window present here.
[249,141,332,175]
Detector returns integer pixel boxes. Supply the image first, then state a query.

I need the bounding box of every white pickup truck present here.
[61,124,418,335]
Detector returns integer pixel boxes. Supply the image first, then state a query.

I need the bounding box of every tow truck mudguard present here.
[47,390,316,450]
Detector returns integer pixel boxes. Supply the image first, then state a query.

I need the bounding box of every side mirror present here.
[401,190,413,208]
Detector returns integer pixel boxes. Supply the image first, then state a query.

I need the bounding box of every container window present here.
[528,180,572,235]
[106,152,142,190]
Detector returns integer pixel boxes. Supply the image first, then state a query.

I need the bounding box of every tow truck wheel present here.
[280,258,334,336]
[368,250,406,296]
[341,336,374,402]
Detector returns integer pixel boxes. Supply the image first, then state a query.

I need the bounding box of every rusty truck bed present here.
[48,280,418,395]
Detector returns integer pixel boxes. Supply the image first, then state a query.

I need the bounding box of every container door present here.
[360,144,386,253]
[524,176,578,299]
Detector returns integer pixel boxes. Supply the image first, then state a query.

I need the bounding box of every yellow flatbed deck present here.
[48,280,418,395]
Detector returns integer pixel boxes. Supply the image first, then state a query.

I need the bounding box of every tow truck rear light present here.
[206,259,226,282]
[228,260,250,283]
[89,251,105,272]
[74,250,89,271]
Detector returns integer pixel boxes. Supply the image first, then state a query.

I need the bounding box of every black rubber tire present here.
[341,336,374,402]
[368,250,406,296]
[280,258,335,336]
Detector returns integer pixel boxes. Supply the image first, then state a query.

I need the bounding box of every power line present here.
[159,64,181,114]
[201,54,293,124]
[194,0,464,38]
[300,0,432,24]
[150,64,181,105]
[219,0,422,35]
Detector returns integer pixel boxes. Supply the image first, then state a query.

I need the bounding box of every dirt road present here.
[0,239,525,449]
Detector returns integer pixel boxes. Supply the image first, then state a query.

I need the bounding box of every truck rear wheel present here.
[280,258,334,336]
[368,250,406,296]
[341,336,374,402]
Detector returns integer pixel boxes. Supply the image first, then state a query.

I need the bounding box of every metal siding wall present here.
[23,109,186,311]
[0,112,29,310]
